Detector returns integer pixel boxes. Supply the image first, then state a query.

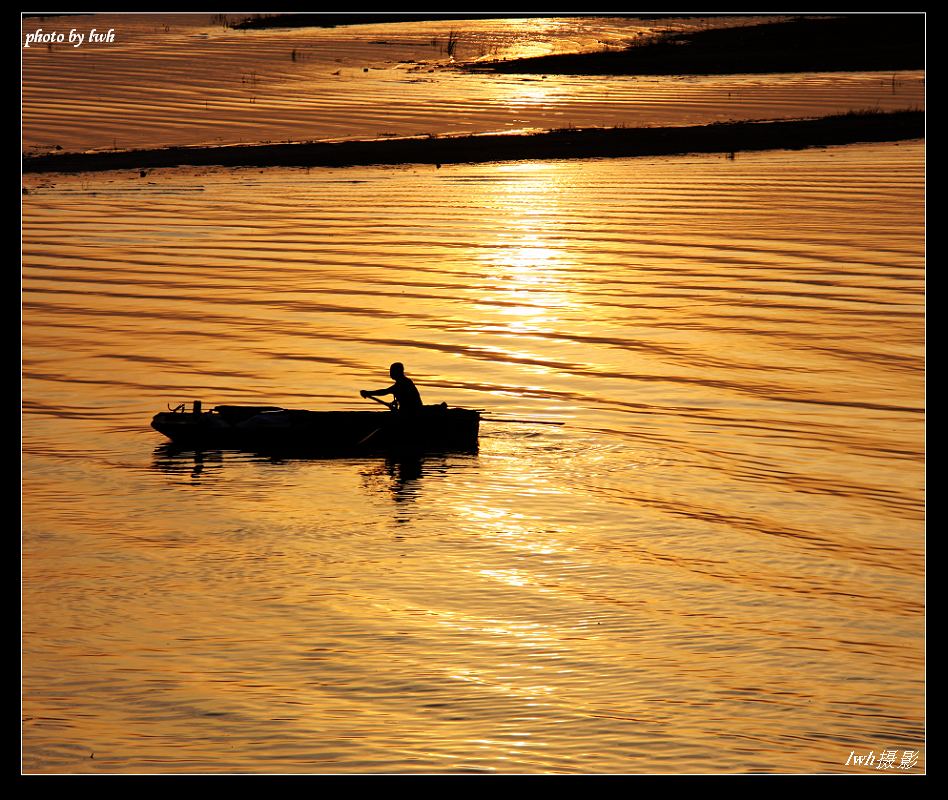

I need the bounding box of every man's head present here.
[389,362,405,379]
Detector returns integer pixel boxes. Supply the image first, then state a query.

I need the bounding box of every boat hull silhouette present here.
[151,403,480,455]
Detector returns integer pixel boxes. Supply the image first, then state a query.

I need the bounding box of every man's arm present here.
[361,383,397,399]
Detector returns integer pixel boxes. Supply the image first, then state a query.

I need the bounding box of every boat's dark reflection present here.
[151,444,227,483]
[151,444,476,512]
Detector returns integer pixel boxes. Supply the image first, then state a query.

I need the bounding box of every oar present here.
[358,427,382,446]
[358,393,395,445]
[364,394,395,411]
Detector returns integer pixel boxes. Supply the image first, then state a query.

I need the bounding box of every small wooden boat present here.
[151,400,480,455]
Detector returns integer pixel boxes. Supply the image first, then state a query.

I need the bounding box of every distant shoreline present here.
[226,13,727,30]
[230,13,573,29]
[22,111,924,176]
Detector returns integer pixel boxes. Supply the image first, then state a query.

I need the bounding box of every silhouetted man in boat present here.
[360,362,423,415]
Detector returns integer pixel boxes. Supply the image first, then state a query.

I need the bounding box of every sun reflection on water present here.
[474,164,580,339]
[493,78,568,111]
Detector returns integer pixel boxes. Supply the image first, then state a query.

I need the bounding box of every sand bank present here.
[473,15,924,75]
[22,110,923,176]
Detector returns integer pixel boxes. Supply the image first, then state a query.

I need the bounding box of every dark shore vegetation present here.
[22,110,923,176]
[475,15,924,75]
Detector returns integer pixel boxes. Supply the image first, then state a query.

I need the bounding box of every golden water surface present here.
[22,13,924,775]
